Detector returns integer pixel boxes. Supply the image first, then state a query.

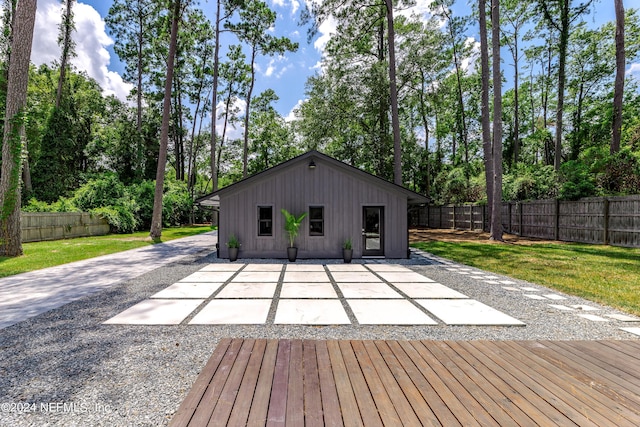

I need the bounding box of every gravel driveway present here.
[1,248,638,426]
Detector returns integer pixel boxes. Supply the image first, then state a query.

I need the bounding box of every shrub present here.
[72,174,127,211]
[91,206,138,234]
[22,197,79,212]
[129,180,155,229]
[503,164,557,201]
[596,149,640,195]
[558,161,597,200]
[162,179,193,227]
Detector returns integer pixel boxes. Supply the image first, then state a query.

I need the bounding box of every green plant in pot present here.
[227,234,240,262]
[342,238,353,263]
[281,209,307,262]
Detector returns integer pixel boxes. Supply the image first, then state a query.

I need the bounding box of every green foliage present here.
[21,173,193,233]
[281,208,307,248]
[129,180,155,229]
[558,161,597,200]
[343,238,352,250]
[72,174,127,211]
[161,179,193,227]
[227,234,240,248]
[596,149,640,195]
[91,205,138,234]
[22,197,78,212]
[503,164,557,201]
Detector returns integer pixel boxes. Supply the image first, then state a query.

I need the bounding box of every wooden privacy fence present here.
[412,195,640,248]
[21,212,110,243]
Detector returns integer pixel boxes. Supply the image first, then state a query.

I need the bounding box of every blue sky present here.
[32,0,323,119]
[30,0,627,122]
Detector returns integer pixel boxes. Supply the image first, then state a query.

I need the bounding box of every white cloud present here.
[31,0,133,101]
[272,0,300,15]
[628,63,640,78]
[259,56,292,78]
[313,16,337,52]
[285,99,305,122]
[397,0,435,20]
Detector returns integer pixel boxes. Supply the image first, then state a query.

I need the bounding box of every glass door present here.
[362,206,384,256]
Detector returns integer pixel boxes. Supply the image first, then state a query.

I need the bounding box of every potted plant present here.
[281,209,307,262]
[227,234,240,262]
[342,238,353,263]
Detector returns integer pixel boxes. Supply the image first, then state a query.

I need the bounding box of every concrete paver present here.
[348,299,437,325]
[190,300,272,324]
[416,299,525,326]
[103,299,204,325]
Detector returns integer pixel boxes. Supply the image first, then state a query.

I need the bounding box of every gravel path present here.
[0,249,638,426]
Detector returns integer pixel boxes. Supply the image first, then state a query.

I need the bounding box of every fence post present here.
[452,205,456,229]
[603,198,610,245]
[554,199,560,241]
[508,203,512,234]
[518,202,523,236]
[481,205,486,231]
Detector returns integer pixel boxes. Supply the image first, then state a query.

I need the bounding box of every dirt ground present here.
[409,228,557,245]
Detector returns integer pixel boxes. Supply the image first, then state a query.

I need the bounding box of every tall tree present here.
[384,0,402,185]
[305,0,406,184]
[432,0,471,182]
[229,0,297,178]
[210,0,245,191]
[150,0,181,241]
[502,0,532,164]
[106,0,160,132]
[56,0,75,108]
[490,0,503,241]
[0,0,37,256]
[611,0,625,154]
[538,0,593,171]
[479,0,493,220]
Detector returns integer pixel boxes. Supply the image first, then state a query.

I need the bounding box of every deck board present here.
[169,339,640,427]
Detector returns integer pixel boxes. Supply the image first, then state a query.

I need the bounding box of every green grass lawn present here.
[412,240,640,316]
[0,225,212,278]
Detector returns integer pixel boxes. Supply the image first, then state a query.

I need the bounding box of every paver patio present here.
[104,263,526,326]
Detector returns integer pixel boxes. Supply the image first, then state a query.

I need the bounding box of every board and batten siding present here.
[218,157,409,259]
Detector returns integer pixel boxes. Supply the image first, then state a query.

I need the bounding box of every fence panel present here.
[558,198,606,244]
[521,200,556,240]
[418,195,640,248]
[607,196,640,248]
[21,212,110,243]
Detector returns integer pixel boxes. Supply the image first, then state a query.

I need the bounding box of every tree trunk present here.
[611,0,625,155]
[137,12,143,132]
[554,9,568,172]
[211,0,221,191]
[243,48,257,179]
[150,0,180,241]
[479,0,493,222]
[490,0,503,241]
[0,0,37,257]
[385,0,402,185]
[513,36,520,164]
[56,0,75,109]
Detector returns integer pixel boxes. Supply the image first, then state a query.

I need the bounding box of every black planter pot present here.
[343,248,353,263]
[287,247,298,262]
[228,247,239,262]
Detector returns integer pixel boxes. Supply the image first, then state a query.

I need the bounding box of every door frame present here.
[362,206,385,257]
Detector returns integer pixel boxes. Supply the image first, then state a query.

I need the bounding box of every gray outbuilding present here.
[197,150,428,260]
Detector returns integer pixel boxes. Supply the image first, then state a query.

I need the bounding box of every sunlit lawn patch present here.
[412,240,640,316]
[0,225,212,278]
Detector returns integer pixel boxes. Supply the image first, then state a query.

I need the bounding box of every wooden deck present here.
[169,339,640,426]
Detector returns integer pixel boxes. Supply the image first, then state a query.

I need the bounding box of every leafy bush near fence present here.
[21,174,193,233]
